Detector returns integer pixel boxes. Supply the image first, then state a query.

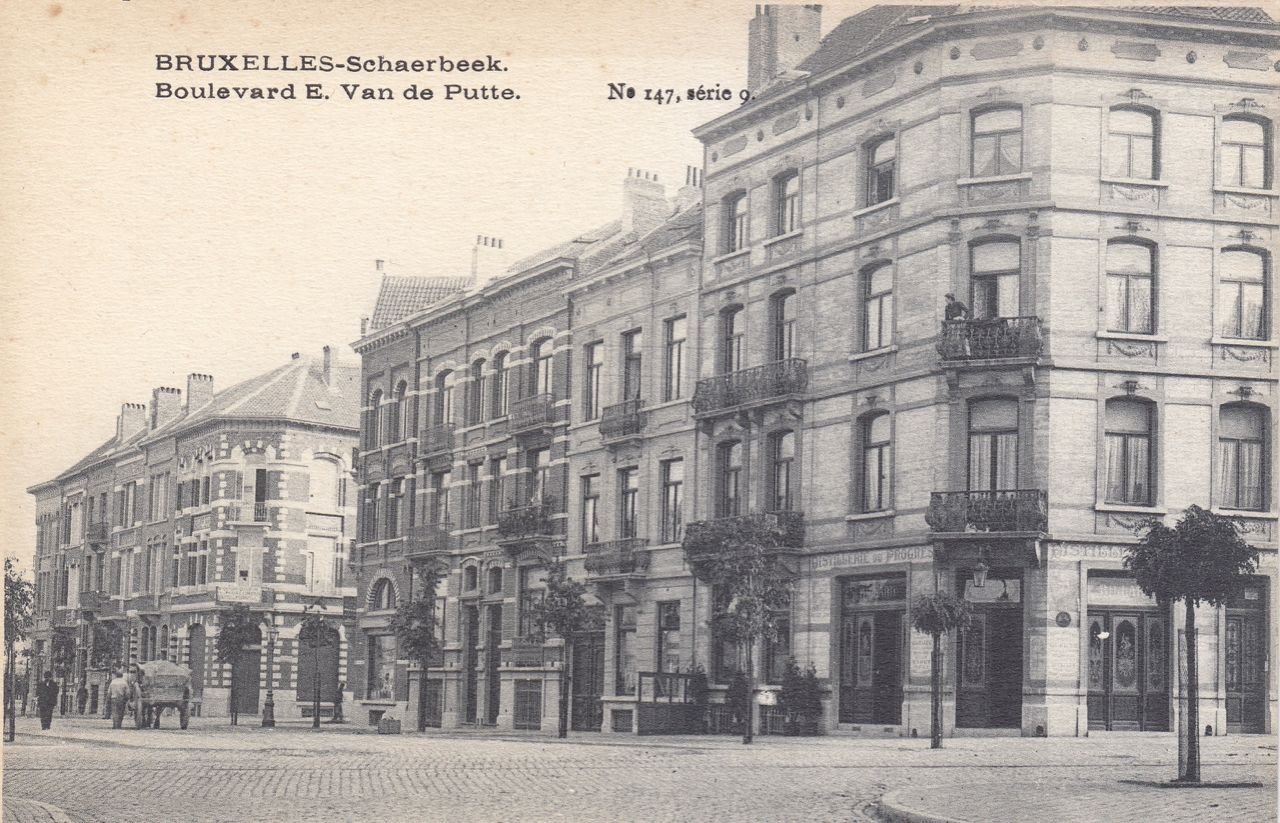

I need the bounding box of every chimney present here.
[675,165,704,210]
[149,387,183,430]
[186,373,215,410]
[322,345,334,386]
[748,4,822,95]
[470,235,511,288]
[117,403,147,442]
[621,168,669,235]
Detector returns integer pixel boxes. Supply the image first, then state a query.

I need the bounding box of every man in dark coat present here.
[36,672,58,730]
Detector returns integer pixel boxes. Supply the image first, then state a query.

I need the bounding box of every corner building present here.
[28,354,359,720]
[353,5,1277,738]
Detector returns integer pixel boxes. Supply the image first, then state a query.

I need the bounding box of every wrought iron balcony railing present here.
[937,317,1043,362]
[683,510,805,567]
[405,522,453,558]
[509,393,556,433]
[925,490,1048,534]
[421,422,456,456]
[85,521,109,544]
[227,503,270,524]
[497,500,555,539]
[692,359,808,415]
[583,537,651,578]
[78,590,108,611]
[599,399,645,442]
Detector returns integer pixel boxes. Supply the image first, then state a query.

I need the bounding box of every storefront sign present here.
[963,577,1021,603]
[1087,575,1154,608]
[811,545,931,571]
[1049,544,1131,562]
[843,575,907,607]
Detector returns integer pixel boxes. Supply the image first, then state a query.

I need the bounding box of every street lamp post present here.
[261,623,277,728]
[302,599,328,731]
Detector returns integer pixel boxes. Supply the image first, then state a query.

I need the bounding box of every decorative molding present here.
[1106,340,1156,358]
[1107,512,1160,531]
[965,180,1026,204]
[1220,345,1271,364]
[971,39,1022,61]
[1119,88,1152,103]
[772,111,800,136]
[766,235,804,263]
[722,135,748,157]
[977,85,1010,100]
[1109,183,1160,205]
[862,69,895,97]
[1223,51,1269,71]
[1217,192,1272,215]
[1230,97,1266,112]
[1111,41,1160,62]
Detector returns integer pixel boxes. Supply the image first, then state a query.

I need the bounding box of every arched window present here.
[716,440,744,517]
[370,578,396,611]
[865,136,897,205]
[434,370,455,426]
[968,398,1018,491]
[720,306,744,374]
[492,351,510,417]
[463,565,479,592]
[1106,241,1155,334]
[468,360,487,425]
[1108,107,1158,180]
[774,171,800,236]
[971,241,1020,320]
[862,263,893,351]
[861,413,891,512]
[1220,116,1271,189]
[530,339,553,396]
[972,107,1023,177]
[389,381,407,442]
[487,566,503,595]
[724,191,748,253]
[368,389,383,448]
[769,430,795,512]
[1219,404,1268,511]
[1104,399,1154,505]
[771,290,796,361]
[1219,249,1268,340]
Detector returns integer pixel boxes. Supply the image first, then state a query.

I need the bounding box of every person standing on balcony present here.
[944,293,970,321]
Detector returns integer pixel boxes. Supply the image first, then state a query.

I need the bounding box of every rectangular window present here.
[721,308,744,374]
[1105,400,1153,505]
[1219,405,1266,511]
[764,609,792,685]
[583,341,603,420]
[386,478,402,538]
[769,431,795,512]
[581,474,600,547]
[615,604,637,696]
[774,172,800,235]
[660,458,683,543]
[1106,242,1154,334]
[489,457,507,522]
[622,330,643,401]
[1218,250,1268,340]
[772,292,795,361]
[518,567,546,638]
[862,414,891,512]
[725,193,748,253]
[863,265,893,350]
[527,449,550,505]
[711,585,737,682]
[971,242,1021,321]
[656,601,681,673]
[663,316,686,401]
[465,463,482,529]
[865,137,897,205]
[968,399,1019,491]
[430,471,451,525]
[717,442,743,518]
[1107,108,1157,180]
[1219,117,1269,189]
[971,107,1023,177]
[618,467,639,539]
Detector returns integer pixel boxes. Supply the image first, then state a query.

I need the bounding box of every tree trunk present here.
[1182,598,1200,783]
[930,632,943,749]
[229,661,238,726]
[743,642,754,745]
[5,644,16,743]
[558,640,572,738]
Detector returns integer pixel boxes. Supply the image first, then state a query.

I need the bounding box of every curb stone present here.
[876,789,969,823]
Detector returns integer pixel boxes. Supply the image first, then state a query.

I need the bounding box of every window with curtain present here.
[1218,249,1268,340]
[1108,108,1157,179]
[769,430,795,512]
[724,192,748,253]
[583,341,603,420]
[971,241,1021,320]
[530,339,554,396]
[491,351,510,417]
[863,263,893,350]
[663,316,685,401]
[865,136,896,205]
[968,399,1019,491]
[1219,404,1266,511]
[772,291,796,361]
[467,361,486,426]
[720,307,744,374]
[618,467,639,538]
[1106,242,1155,334]
[774,171,800,235]
[581,474,599,546]
[717,441,743,517]
[1219,116,1270,189]
[622,329,643,400]
[434,371,455,426]
[861,413,891,512]
[972,107,1023,177]
[527,448,550,504]
[1104,399,1154,505]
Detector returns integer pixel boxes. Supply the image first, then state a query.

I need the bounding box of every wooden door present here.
[571,631,604,731]
[463,606,479,723]
[1226,611,1266,733]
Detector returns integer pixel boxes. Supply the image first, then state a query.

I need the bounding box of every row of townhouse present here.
[28,354,360,720]
[348,4,1278,739]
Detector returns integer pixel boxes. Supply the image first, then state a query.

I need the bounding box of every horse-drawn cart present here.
[133,660,193,729]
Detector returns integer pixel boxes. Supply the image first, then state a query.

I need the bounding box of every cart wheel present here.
[134,701,145,729]
[179,702,189,730]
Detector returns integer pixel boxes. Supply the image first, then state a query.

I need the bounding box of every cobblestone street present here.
[2,717,1275,823]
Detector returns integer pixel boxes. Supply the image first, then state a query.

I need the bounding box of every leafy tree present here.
[527,563,589,738]
[777,657,823,734]
[89,621,124,671]
[390,566,443,670]
[1125,505,1259,783]
[683,513,796,744]
[911,591,972,749]
[5,558,34,741]
[214,605,261,725]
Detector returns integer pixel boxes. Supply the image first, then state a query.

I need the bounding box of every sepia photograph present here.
[1,2,1276,821]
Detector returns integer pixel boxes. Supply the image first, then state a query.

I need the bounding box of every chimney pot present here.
[748,4,822,95]
[291,352,300,360]
[149,387,183,430]
[322,345,333,386]
[186,373,216,410]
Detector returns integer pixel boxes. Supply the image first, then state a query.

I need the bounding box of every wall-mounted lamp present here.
[972,548,990,588]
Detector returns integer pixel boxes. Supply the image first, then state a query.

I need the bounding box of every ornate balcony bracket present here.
[496,500,561,561]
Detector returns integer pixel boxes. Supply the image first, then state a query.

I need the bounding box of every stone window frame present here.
[1092,382,1166,515]
[1214,243,1272,344]
[967,102,1026,179]
[854,408,894,515]
[1100,92,1167,185]
[860,125,902,209]
[967,232,1027,320]
[770,167,802,238]
[721,189,750,255]
[1214,108,1274,193]
[1101,236,1160,337]
[1213,399,1273,513]
[859,258,895,353]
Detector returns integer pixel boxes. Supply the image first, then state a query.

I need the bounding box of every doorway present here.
[1226,578,1268,734]
[838,575,905,725]
[233,628,262,715]
[463,606,479,723]
[1087,611,1168,731]
[570,631,605,731]
[956,571,1023,729]
[485,604,502,725]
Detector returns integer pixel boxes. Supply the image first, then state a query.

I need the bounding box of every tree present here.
[89,621,124,671]
[683,513,796,744]
[911,591,972,749]
[5,558,34,741]
[1125,505,1259,783]
[214,605,261,726]
[527,563,589,738]
[390,565,444,723]
[777,657,823,735]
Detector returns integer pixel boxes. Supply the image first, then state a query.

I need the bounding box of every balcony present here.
[926,490,1048,534]
[583,537,651,580]
[692,359,808,417]
[599,399,645,444]
[405,522,453,559]
[78,590,108,611]
[937,317,1043,363]
[682,510,806,568]
[422,422,455,457]
[509,393,556,434]
[228,503,270,524]
[85,521,109,544]
[497,501,555,542]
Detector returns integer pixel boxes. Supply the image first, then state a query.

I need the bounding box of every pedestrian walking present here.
[76,683,88,715]
[331,681,345,723]
[36,672,58,730]
[107,670,131,729]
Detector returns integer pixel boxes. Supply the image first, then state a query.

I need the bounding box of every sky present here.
[0,0,889,572]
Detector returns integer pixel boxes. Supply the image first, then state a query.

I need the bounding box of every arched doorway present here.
[187,625,206,697]
[233,626,262,715]
[296,625,340,707]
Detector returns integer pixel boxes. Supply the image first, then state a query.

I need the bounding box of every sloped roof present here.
[368,275,471,332]
[594,202,704,271]
[506,220,624,275]
[51,435,132,483]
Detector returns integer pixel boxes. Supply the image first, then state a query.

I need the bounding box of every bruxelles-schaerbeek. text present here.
[154,54,507,73]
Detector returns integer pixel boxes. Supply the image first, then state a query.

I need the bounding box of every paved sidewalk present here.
[2,799,76,823]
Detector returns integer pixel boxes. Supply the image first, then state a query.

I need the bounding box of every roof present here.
[506,219,624,274]
[367,275,471,331]
[796,4,1274,78]
[594,202,704,271]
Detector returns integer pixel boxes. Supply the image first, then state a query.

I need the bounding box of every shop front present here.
[1086,572,1168,732]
